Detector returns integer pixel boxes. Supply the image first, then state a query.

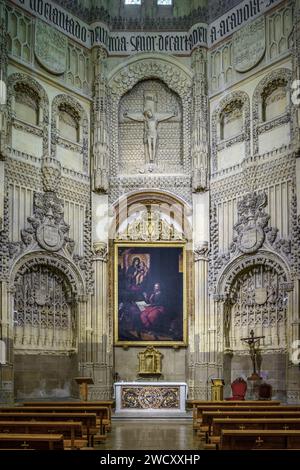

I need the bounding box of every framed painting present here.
[114,242,187,346]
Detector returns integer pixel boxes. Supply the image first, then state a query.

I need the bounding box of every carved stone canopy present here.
[138,346,163,376]
[117,206,183,241]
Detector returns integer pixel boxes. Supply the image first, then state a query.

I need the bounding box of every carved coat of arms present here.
[35,20,67,75]
[21,192,71,253]
[233,17,266,72]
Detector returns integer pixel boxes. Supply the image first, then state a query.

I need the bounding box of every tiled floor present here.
[96,418,202,450]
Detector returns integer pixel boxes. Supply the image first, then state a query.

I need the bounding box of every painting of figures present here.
[114,243,186,346]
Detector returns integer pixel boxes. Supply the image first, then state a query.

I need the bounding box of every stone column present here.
[91,46,109,194]
[0,3,8,230]
[288,0,300,403]
[0,4,12,405]
[0,283,14,404]
[191,47,208,192]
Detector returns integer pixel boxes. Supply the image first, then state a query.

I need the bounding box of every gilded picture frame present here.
[114,242,187,347]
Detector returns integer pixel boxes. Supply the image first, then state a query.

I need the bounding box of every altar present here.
[114,382,187,417]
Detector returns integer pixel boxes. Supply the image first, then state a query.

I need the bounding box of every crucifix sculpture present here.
[241,329,265,380]
[123,92,177,164]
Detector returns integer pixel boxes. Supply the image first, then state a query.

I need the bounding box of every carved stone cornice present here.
[194,243,209,261]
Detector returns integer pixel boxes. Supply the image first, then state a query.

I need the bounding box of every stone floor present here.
[96,418,202,450]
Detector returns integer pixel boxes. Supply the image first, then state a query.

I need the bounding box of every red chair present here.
[226,377,247,400]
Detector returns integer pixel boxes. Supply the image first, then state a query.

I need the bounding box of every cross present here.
[241,329,265,375]
[123,92,177,164]
[255,436,264,447]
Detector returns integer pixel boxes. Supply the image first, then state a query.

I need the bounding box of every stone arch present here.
[211,90,250,172]
[107,54,193,193]
[110,189,193,242]
[10,253,84,399]
[252,68,293,155]
[51,94,89,173]
[7,72,49,156]
[216,249,292,298]
[9,251,85,298]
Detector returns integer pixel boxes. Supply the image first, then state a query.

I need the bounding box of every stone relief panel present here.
[64,43,91,95]
[209,42,233,94]
[34,19,67,75]
[226,264,288,351]
[267,5,293,61]
[233,16,266,73]
[14,264,76,354]
[208,4,293,94]
[107,56,192,204]
[5,4,33,64]
[118,79,183,175]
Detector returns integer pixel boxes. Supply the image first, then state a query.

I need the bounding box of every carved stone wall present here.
[211,90,250,172]
[119,79,183,175]
[14,264,76,353]
[51,94,89,174]
[107,55,193,204]
[252,68,293,155]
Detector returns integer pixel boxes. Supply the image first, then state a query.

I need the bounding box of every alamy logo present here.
[0,79,6,105]
[291,80,300,106]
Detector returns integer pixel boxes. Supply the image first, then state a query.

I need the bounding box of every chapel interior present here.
[0,0,300,452]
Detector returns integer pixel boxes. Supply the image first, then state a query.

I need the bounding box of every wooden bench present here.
[22,401,114,431]
[0,412,97,447]
[0,406,108,437]
[210,418,300,447]
[219,429,300,450]
[201,410,300,438]
[0,433,64,450]
[187,400,280,430]
[0,420,85,450]
[193,402,288,429]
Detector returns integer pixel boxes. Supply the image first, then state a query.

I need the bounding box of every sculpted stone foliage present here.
[211,90,250,172]
[252,68,292,155]
[7,73,49,157]
[51,94,89,173]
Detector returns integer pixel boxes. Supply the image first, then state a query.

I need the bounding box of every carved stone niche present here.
[138,346,163,377]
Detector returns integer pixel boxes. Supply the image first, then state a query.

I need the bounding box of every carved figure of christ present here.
[124,107,176,163]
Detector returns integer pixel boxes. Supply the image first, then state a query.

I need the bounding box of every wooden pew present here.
[187,400,280,430]
[219,429,300,450]
[196,405,300,432]
[210,418,300,447]
[202,411,300,438]
[0,420,85,450]
[0,433,64,450]
[22,401,114,431]
[0,406,108,437]
[0,412,97,447]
